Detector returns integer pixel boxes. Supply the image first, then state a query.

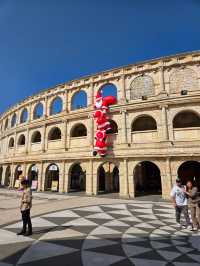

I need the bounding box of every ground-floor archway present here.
[97,162,119,194]
[0,166,3,186]
[4,166,11,187]
[45,164,59,192]
[70,164,86,192]
[178,161,200,189]
[14,165,23,188]
[28,164,38,190]
[134,161,162,197]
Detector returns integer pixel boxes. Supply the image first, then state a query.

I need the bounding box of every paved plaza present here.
[0,189,200,266]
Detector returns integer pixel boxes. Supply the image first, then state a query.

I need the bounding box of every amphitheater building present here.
[1,51,200,199]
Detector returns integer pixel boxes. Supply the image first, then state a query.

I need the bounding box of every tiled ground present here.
[0,202,200,266]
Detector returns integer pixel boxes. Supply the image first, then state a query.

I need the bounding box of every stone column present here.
[37,163,43,191]
[159,66,165,92]
[65,88,69,112]
[64,162,70,193]
[162,158,173,199]
[44,96,48,117]
[120,108,128,145]
[25,128,30,154]
[42,124,46,152]
[63,120,68,150]
[119,159,129,198]
[86,159,93,195]
[160,105,169,141]
[120,74,126,103]
[59,161,65,193]
[14,132,17,154]
[11,163,15,187]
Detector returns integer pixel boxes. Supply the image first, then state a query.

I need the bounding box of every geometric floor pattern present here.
[0,202,200,266]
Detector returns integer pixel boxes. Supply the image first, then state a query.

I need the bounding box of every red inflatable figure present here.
[93,90,117,157]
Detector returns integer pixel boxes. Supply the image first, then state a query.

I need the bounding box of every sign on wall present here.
[49,165,58,171]
[51,181,58,191]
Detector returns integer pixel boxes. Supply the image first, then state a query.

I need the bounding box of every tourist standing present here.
[170,177,192,229]
[183,180,200,230]
[17,179,32,236]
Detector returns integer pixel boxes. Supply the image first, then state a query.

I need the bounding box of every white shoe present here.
[187,225,193,231]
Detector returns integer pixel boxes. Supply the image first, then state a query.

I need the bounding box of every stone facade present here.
[1,51,200,199]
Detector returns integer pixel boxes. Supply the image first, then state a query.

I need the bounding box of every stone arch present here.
[69,163,86,192]
[99,83,118,99]
[20,108,28,124]
[169,67,198,94]
[18,134,26,146]
[28,164,38,189]
[130,75,154,100]
[33,102,44,119]
[4,165,11,187]
[107,120,118,134]
[31,131,42,143]
[71,90,87,111]
[70,123,87,137]
[8,137,15,148]
[97,161,119,194]
[131,115,157,131]
[45,163,59,191]
[0,166,3,186]
[14,165,23,188]
[177,160,200,189]
[50,96,63,115]
[173,110,200,128]
[11,113,17,127]
[133,161,162,197]
[48,127,62,141]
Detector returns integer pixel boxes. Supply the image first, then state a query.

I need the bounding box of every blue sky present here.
[0,0,200,114]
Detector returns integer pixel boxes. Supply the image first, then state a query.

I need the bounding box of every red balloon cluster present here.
[93,90,117,157]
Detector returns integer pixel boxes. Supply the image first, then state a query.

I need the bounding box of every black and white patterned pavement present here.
[0,202,200,266]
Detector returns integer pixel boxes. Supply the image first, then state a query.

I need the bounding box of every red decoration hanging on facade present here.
[93,90,117,157]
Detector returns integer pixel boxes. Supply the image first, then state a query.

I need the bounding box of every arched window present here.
[71,124,87,137]
[18,134,26,146]
[4,118,8,130]
[50,97,63,115]
[130,75,154,100]
[132,115,157,131]
[169,68,198,94]
[71,90,87,110]
[20,108,28,124]
[33,103,43,119]
[100,83,118,99]
[11,113,17,127]
[108,120,118,134]
[31,131,41,143]
[48,127,62,140]
[173,111,200,128]
[9,137,14,148]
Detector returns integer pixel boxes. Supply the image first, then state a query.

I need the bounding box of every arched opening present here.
[134,161,162,197]
[173,111,200,128]
[130,75,154,100]
[132,115,157,131]
[69,164,86,192]
[107,120,118,134]
[100,83,118,100]
[50,97,63,115]
[97,162,119,194]
[178,161,200,190]
[71,124,87,137]
[20,108,28,124]
[33,102,44,119]
[9,137,15,148]
[11,113,17,127]
[71,90,87,110]
[0,166,3,186]
[45,164,59,192]
[14,165,23,188]
[28,164,38,190]
[31,131,41,143]
[18,134,26,146]
[48,127,62,141]
[4,166,11,187]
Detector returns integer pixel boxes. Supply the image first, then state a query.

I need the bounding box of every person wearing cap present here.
[170,177,192,230]
[17,179,32,236]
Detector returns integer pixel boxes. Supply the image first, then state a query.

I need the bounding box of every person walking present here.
[170,177,192,230]
[17,179,32,236]
[183,180,200,231]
